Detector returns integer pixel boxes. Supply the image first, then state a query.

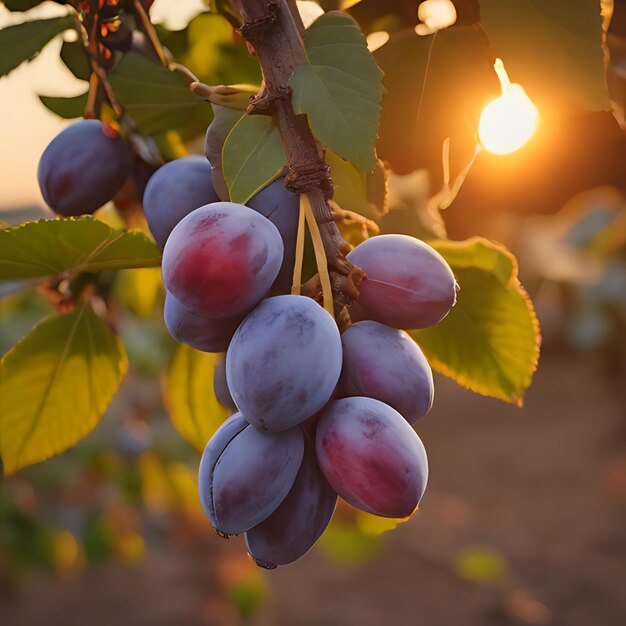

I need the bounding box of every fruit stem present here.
[303,193,335,318]
[237,0,365,315]
[291,194,307,296]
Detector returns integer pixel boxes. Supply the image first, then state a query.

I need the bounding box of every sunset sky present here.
[0,0,205,210]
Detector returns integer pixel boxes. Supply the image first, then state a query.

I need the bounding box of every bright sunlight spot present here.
[366,31,390,52]
[297,1,324,28]
[415,0,457,35]
[478,59,539,155]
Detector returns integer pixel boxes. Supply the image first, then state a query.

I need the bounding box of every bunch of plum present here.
[37,119,458,568]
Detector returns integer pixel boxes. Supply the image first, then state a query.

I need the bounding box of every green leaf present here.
[0,15,77,77]
[108,51,212,136]
[326,150,378,220]
[0,305,128,475]
[412,238,540,405]
[38,92,88,119]
[206,104,245,200]
[289,11,384,171]
[480,0,609,111]
[2,0,46,10]
[0,217,161,282]
[223,114,286,205]
[164,345,230,451]
[60,39,91,81]
[374,26,498,182]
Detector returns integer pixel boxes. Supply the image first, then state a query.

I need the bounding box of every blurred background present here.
[1,1,625,625]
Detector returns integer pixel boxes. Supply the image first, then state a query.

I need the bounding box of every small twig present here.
[285,0,305,36]
[328,199,380,235]
[132,0,169,67]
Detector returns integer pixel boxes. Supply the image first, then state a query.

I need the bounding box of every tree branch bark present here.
[237,0,364,312]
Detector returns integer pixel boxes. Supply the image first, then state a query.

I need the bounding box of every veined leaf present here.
[290,11,384,172]
[222,114,286,205]
[109,52,212,136]
[412,238,540,405]
[164,345,230,451]
[480,0,609,111]
[0,305,128,476]
[0,217,161,281]
[0,15,77,77]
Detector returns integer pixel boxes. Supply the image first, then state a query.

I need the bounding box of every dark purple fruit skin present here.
[37,119,133,216]
[143,155,220,249]
[132,157,159,203]
[198,413,247,528]
[315,397,428,518]
[226,295,343,432]
[162,203,284,319]
[338,321,434,424]
[214,353,236,410]
[164,291,243,353]
[246,179,299,295]
[245,432,337,568]
[347,234,457,330]
[198,413,304,535]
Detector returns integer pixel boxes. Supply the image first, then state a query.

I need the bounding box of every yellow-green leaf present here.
[412,238,540,405]
[327,151,378,220]
[0,217,161,281]
[0,305,128,476]
[117,268,163,318]
[163,345,230,451]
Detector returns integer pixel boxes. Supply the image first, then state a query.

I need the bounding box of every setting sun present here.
[478,59,539,155]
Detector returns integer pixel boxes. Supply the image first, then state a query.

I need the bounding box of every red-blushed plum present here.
[198,413,304,535]
[37,119,132,216]
[347,234,457,329]
[226,295,342,432]
[246,179,299,294]
[164,291,243,353]
[214,353,236,410]
[143,156,220,249]
[315,397,428,518]
[162,203,284,318]
[245,432,337,568]
[338,321,433,424]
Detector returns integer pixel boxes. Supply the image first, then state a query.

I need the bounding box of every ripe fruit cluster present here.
[150,161,455,568]
[36,126,457,568]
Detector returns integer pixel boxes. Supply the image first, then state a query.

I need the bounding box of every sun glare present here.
[478,59,539,155]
